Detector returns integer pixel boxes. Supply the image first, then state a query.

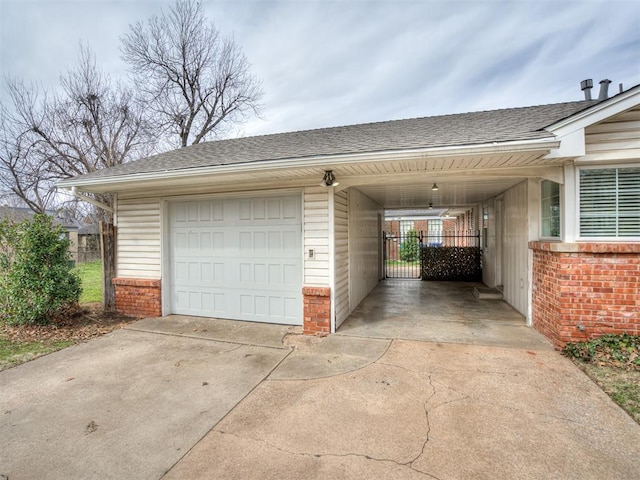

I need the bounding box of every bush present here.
[399,229,420,262]
[0,214,82,325]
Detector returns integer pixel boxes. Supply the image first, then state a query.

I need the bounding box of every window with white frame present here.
[541,180,560,238]
[579,167,640,237]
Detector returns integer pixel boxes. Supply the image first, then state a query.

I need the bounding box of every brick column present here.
[302,286,331,335]
[530,242,640,348]
[112,278,162,318]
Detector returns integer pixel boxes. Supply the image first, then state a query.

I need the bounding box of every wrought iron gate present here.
[383,230,422,278]
[383,231,481,280]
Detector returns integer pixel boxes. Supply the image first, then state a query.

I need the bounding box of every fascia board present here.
[544,85,640,158]
[547,85,640,135]
[57,137,559,191]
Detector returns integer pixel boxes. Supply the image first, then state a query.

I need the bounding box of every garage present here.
[168,195,302,325]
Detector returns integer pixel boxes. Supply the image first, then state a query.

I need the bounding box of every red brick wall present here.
[384,220,399,235]
[112,277,162,318]
[302,286,331,335]
[530,242,640,348]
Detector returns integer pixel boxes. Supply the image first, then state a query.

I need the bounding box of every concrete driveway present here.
[1,316,639,480]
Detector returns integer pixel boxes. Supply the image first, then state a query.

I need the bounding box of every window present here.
[541,180,560,238]
[579,167,640,237]
[399,220,414,237]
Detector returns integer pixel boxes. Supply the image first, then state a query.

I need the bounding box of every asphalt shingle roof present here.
[71,100,596,182]
[0,206,78,230]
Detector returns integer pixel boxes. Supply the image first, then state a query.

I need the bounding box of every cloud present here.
[1,0,639,138]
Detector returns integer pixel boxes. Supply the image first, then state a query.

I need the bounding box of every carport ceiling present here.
[356,176,527,209]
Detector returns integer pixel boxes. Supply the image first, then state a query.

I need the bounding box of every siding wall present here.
[501,181,530,317]
[303,187,330,286]
[583,105,640,162]
[334,190,349,328]
[116,197,162,279]
[348,188,382,310]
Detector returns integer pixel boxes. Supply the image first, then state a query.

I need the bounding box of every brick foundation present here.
[302,286,331,335]
[112,277,162,318]
[530,242,640,348]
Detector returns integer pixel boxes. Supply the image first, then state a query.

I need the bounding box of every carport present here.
[331,166,551,335]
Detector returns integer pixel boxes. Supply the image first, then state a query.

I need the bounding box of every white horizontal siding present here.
[348,188,382,310]
[583,106,640,162]
[334,190,349,328]
[117,198,161,279]
[501,182,528,317]
[304,187,329,286]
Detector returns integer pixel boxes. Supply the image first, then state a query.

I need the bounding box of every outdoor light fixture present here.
[431,183,439,191]
[320,170,339,187]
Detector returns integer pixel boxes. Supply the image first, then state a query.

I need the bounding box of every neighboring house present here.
[0,206,80,262]
[58,80,640,347]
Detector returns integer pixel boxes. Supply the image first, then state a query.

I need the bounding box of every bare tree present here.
[121,0,263,147]
[0,46,153,311]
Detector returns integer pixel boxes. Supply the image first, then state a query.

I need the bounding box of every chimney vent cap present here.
[580,79,593,90]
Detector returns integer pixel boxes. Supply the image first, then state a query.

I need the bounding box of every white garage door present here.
[168,195,302,325]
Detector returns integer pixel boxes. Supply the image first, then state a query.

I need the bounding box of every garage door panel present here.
[169,195,302,325]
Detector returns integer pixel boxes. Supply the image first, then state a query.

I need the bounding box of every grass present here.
[563,334,640,424]
[74,259,103,304]
[577,364,640,424]
[0,337,74,370]
[386,260,420,266]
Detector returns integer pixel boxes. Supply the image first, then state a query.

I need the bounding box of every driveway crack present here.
[215,429,442,479]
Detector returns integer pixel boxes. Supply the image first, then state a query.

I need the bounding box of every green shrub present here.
[399,229,420,262]
[0,214,82,325]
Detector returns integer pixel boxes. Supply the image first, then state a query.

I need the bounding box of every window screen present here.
[580,167,640,237]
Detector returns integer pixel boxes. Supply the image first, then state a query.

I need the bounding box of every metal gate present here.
[383,231,481,279]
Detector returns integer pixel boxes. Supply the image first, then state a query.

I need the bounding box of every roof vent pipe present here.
[598,79,612,100]
[580,79,593,100]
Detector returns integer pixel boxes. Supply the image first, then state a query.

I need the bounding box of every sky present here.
[0,0,639,138]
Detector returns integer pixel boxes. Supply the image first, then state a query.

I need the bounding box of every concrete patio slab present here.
[338,280,554,350]
[0,329,289,480]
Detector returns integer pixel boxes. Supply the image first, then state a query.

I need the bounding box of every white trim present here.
[545,85,640,159]
[159,187,303,203]
[57,138,560,190]
[563,165,578,242]
[70,186,114,212]
[160,199,170,316]
[547,84,640,132]
[328,188,336,334]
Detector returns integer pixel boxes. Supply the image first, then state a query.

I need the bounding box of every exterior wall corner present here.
[113,277,162,318]
[530,242,640,348]
[302,286,331,335]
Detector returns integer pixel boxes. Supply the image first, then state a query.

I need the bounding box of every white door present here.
[168,195,302,325]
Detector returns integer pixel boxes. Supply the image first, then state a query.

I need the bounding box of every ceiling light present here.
[320,170,339,187]
[431,183,439,191]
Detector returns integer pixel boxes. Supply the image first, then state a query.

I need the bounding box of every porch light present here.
[431,183,439,191]
[320,170,339,187]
